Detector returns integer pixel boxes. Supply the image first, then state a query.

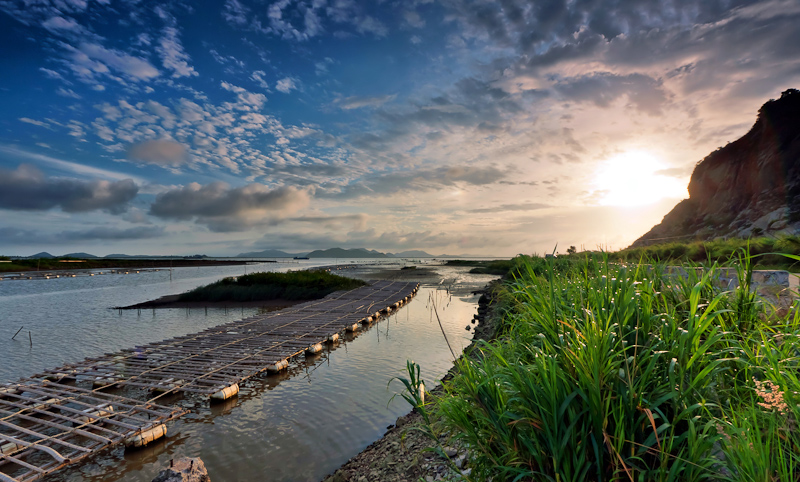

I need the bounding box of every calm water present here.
[0,261,495,482]
[0,259,405,383]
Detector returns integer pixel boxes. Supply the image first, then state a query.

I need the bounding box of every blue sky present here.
[1,0,799,256]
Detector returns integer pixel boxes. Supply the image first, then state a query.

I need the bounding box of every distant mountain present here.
[389,250,435,257]
[62,252,98,258]
[633,89,800,246]
[236,249,305,258]
[28,252,55,259]
[305,247,391,258]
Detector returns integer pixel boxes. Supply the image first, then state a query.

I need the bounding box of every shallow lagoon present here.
[0,261,494,481]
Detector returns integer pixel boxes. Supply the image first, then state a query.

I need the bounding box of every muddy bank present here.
[321,280,502,482]
[116,294,303,310]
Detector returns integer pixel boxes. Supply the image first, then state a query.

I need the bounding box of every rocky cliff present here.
[632,89,800,247]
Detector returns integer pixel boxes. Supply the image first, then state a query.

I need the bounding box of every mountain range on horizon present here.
[13,247,473,259]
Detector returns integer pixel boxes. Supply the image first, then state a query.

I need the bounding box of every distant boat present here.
[293,256,310,260]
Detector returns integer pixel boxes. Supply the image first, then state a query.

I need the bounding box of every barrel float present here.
[92,376,122,388]
[75,404,114,424]
[266,359,289,373]
[0,386,21,399]
[45,371,77,383]
[125,424,167,448]
[346,323,359,332]
[305,343,323,356]
[210,384,239,401]
[1,441,21,455]
[373,311,382,319]
[31,398,60,412]
[325,333,339,343]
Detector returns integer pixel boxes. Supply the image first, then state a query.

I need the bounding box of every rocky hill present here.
[632,89,800,247]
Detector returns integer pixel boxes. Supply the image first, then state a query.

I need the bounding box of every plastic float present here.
[266,359,289,373]
[0,385,21,399]
[210,383,239,402]
[125,423,167,448]
[325,333,339,343]
[345,323,359,332]
[151,378,185,393]
[304,343,323,356]
[75,403,114,424]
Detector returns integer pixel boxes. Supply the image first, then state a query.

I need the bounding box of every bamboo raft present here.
[1,280,418,481]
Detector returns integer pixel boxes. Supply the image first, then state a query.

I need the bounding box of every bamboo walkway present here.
[1,280,419,481]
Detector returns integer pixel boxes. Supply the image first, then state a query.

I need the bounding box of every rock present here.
[454,454,467,469]
[461,468,472,477]
[151,458,210,482]
[444,447,458,458]
[632,89,800,246]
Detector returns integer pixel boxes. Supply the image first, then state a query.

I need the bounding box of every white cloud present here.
[251,70,269,89]
[334,94,396,110]
[0,144,147,184]
[42,16,83,32]
[19,118,50,128]
[276,77,297,93]
[57,87,82,98]
[157,27,198,78]
[66,42,160,82]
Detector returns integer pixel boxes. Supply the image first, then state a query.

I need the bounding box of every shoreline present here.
[321,279,502,482]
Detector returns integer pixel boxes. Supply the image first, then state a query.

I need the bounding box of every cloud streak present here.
[0,165,138,214]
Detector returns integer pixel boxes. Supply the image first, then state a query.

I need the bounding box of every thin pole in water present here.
[28,331,32,347]
[12,326,23,340]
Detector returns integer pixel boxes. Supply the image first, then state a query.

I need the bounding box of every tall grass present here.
[178,270,366,302]
[434,252,800,481]
[612,235,800,271]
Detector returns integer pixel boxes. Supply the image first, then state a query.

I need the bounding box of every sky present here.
[1,0,799,257]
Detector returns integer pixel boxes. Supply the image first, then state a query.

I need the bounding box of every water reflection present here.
[46,270,494,482]
[1,261,497,482]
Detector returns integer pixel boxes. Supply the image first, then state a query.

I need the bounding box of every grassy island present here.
[419,251,800,481]
[177,270,367,303]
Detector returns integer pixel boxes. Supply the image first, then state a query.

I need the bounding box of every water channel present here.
[0,260,496,481]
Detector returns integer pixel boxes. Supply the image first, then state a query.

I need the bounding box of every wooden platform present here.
[1,280,418,481]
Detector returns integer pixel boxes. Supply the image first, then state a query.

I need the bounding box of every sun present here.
[593,150,686,207]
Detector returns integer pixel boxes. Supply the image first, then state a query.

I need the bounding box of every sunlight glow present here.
[593,150,686,207]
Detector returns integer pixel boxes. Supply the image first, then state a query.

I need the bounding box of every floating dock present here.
[1,280,418,481]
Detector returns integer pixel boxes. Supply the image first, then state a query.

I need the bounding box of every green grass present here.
[177,270,367,302]
[611,235,800,271]
[431,251,800,481]
[447,256,575,277]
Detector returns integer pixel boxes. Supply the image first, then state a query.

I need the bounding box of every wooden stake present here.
[12,325,23,340]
